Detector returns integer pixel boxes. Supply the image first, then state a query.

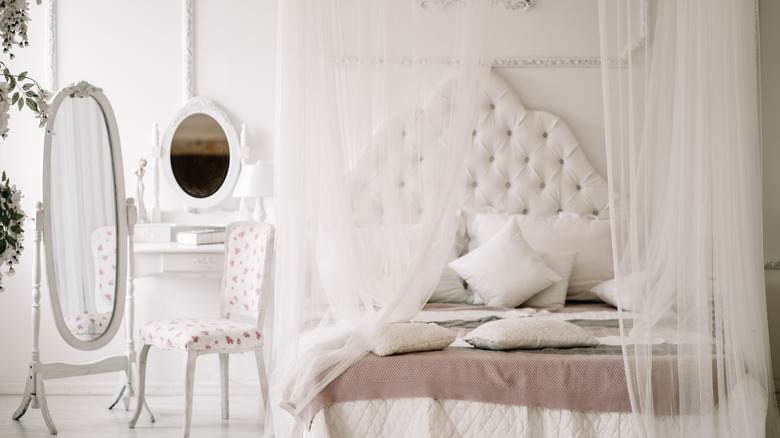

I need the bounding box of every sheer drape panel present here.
[271,1,496,435]
[599,0,779,436]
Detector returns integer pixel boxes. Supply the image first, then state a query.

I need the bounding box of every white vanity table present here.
[134,224,225,277]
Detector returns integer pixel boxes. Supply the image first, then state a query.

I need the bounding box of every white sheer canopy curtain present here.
[271,0,498,435]
[599,0,780,436]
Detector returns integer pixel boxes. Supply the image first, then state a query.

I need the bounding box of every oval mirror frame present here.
[42,81,128,351]
[161,97,241,210]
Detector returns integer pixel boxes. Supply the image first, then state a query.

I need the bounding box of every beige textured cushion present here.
[373,323,456,356]
[464,318,599,350]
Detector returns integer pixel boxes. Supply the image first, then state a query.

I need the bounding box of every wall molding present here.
[765,259,780,270]
[44,0,56,91]
[418,0,535,11]
[183,0,194,102]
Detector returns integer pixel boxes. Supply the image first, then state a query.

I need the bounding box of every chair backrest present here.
[220,221,275,325]
[91,225,117,314]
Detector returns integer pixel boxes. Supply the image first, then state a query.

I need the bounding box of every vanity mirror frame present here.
[42,81,128,350]
[160,97,241,211]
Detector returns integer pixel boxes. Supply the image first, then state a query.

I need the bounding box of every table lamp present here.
[232,161,274,222]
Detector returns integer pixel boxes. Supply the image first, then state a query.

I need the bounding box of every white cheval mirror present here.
[160,97,241,212]
[13,81,151,435]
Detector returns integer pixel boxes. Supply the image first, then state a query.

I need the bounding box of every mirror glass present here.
[47,95,119,342]
[170,113,230,198]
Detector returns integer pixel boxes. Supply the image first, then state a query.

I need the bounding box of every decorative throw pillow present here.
[590,273,643,311]
[467,213,613,301]
[372,322,456,356]
[464,317,600,350]
[448,219,561,308]
[522,252,577,309]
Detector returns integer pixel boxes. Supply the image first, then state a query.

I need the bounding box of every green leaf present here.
[11,213,23,221]
[1,171,5,181]
[25,98,38,112]
[11,225,22,233]
[6,235,15,246]
[11,92,18,104]
[22,83,32,90]
[17,98,22,111]
[0,240,6,255]
[8,76,15,90]
[17,71,26,81]
[3,68,9,81]
[25,90,36,98]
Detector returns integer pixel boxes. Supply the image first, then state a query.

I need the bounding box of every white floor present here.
[0,393,266,438]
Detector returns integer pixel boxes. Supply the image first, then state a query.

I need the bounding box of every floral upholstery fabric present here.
[139,317,262,351]
[64,312,110,336]
[91,226,117,314]
[222,225,271,315]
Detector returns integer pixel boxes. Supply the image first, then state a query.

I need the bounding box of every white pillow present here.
[428,267,471,303]
[448,219,561,308]
[467,213,613,301]
[590,273,643,311]
[372,323,456,356]
[464,317,600,350]
[522,252,577,309]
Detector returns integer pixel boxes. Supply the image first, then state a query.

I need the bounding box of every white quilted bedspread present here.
[306,398,683,438]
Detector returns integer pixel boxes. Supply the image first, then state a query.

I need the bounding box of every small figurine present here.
[134,158,150,223]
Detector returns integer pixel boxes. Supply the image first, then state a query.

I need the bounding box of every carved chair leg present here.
[183,351,198,438]
[219,353,229,420]
[129,345,151,428]
[255,349,269,415]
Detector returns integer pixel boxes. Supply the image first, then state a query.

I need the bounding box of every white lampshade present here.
[233,161,274,221]
[233,161,274,198]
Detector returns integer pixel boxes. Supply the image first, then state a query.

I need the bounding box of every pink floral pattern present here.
[64,312,110,336]
[138,317,262,351]
[91,226,116,314]
[222,224,271,316]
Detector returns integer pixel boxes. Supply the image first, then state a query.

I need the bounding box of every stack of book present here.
[175,227,226,245]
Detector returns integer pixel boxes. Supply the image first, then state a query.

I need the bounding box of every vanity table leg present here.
[36,376,57,435]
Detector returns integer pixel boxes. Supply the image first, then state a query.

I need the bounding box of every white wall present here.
[0,0,778,399]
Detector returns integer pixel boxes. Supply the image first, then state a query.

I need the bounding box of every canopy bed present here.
[270,0,779,437]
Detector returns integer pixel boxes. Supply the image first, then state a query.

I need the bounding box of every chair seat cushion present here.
[139,317,263,351]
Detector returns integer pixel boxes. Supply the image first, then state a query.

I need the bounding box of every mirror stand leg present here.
[107,375,128,410]
[11,364,35,419]
[36,376,57,435]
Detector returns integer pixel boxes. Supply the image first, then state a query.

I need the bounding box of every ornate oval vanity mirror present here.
[161,97,240,211]
[14,81,151,435]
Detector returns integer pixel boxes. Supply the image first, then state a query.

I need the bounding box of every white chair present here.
[129,221,274,438]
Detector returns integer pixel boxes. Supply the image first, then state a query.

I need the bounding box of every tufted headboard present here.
[353,71,608,226]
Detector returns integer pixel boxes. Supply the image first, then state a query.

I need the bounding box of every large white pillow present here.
[372,323,456,356]
[590,272,644,311]
[467,213,613,301]
[448,219,561,308]
[464,317,599,350]
[522,252,577,309]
